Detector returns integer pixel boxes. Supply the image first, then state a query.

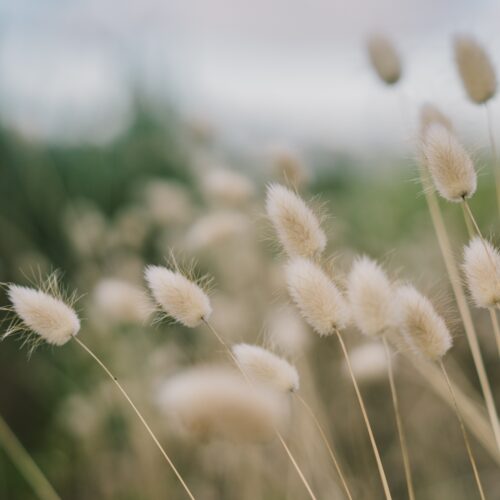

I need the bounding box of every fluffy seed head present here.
[454,35,497,104]
[266,305,311,356]
[7,285,80,346]
[396,285,452,361]
[286,258,350,336]
[157,366,288,442]
[266,183,326,258]
[186,211,248,251]
[232,343,299,392]
[367,34,402,85]
[345,342,389,383]
[421,124,476,202]
[144,265,212,327]
[201,168,255,206]
[347,256,394,337]
[271,147,309,187]
[463,237,500,308]
[419,103,453,142]
[93,279,152,325]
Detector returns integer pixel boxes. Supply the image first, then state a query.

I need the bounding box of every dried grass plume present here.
[367,34,402,85]
[232,343,300,392]
[463,237,500,308]
[6,284,80,346]
[421,124,477,202]
[396,285,452,361]
[286,258,350,336]
[266,183,326,258]
[454,35,497,104]
[347,256,394,337]
[145,265,212,327]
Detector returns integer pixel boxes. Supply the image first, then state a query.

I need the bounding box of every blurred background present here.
[1,0,500,499]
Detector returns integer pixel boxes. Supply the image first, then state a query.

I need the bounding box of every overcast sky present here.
[1,0,500,157]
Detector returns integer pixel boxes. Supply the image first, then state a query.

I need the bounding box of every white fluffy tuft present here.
[454,35,497,104]
[285,258,350,336]
[463,237,500,308]
[93,279,152,325]
[144,265,212,327]
[232,343,300,392]
[395,285,452,361]
[345,342,389,383]
[7,285,80,346]
[347,256,394,337]
[266,183,326,258]
[422,124,477,202]
[157,366,288,442]
[201,168,255,206]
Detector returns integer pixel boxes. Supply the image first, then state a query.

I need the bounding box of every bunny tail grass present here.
[73,337,196,500]
[335,328,393,500]
[0,414,60,500]
[202,319,318,500]
[439,360,486,500]
[294,393,353,500]
[383,336,415,500]
[419,167,500,451]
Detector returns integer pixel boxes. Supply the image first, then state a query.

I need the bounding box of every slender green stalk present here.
[383,336,415,500]
[0,414,60,500]
[73,337,196,500]
[202,320,318,500]
[335,329,393,500]
[440,360,486,500]
[488,308,500,357]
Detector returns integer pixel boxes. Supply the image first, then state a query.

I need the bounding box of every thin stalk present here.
[202,320,318,500]
[439,360,486,500]
[73,337,196,500]
[419,166,500,451]
[334,328,393,500]
[488,308,500,357]
[294,393,353,500]
[0,414,60,500]
[485,103,500,217]
[382,336,415,500]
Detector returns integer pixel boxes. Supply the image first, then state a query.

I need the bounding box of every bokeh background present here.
[1,0,500,499]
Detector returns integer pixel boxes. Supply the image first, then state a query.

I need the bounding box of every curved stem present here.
[294,393,353,500]
[382,336,415,500]
[0,414,60,500]
[73,337,196,500]
[419,166,500,451]
[440,360,486,500]
[202,320,317,500]
[335,329,392,500]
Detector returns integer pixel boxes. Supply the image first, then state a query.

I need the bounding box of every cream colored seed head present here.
[347,256,394,337]
[93,278,152,325]
[419,103,453,142]
[396,285,452,361]
[422,124,476,202]
[144,265,212,327]
[7,285,80,346]
[232,343,299,392]
[286,258,350,336]
[463,237,500,308]
[454,35,497,104]
[346,342,389,383]
[157,366,288,442]
[367,34,402,85]
[202,168,255,206]
[266,183,326,258]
